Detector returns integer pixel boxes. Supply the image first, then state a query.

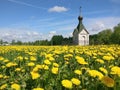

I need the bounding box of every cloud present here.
[84,17,120,34]
[48,6,68,12]
[0,28,44,42]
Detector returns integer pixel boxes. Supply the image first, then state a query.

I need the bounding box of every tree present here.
[51,35,63,45]
[97,29,112,44]
[111,24,120,44]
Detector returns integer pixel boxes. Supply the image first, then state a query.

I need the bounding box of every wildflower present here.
[33,87,44,90]
[103,55,114,61]
[74,70,82,75]
[88,70,104,80]
[30,56,37,61]
[0,74,3,79]
[44,59,51,65]
[95,59,104,64]
[28,62,35,67]
[51,67,58,74]
[111,66,120,76]
[30,71,40,79]
[15,68,21,72]
[11,83,20,90]
[33,67,39,72]
[61,80,72,89]
[6,62,17,67]
[0,84,7,89]
[75,56,88,65]
[42,65,49,70]
[101,76,114,87]
[53,63,59,67]
[99,67,108,75]
[71,78,81,85]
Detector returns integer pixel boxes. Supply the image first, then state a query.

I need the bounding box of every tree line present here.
[90,23,120,45]
[0,23,120,45]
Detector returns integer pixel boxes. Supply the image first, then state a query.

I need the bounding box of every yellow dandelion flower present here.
[28,62,35,67]
[15,68,21,72]
[30,56,37,61]
[30,71,40,79]
[51,67,58,74]
[103,55,114,61]
[0,74,3,79]
[75,56,88,65]
[11,83,20,90]
[6,62,17,67]
[101,76,114,87]
[0,84,7,89]
[44,60,51,65]
[99,67,108,75]
[53,63,59,67]
[88,70,104,80]
[74,70,82,75]
[61,80,72,89]
[111,66,120,76]
[95,59,104,64]
[71,78,81,85]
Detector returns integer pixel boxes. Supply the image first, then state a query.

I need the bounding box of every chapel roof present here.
[73,7,89,34]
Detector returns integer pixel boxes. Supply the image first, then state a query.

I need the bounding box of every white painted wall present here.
[73,29,89,45]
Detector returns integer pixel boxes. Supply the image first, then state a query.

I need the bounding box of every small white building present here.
[73,15,89,45]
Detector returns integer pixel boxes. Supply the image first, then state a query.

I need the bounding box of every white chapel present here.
[73,8,89,45]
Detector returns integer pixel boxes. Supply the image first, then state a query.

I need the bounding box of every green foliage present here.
[51,35,63,45]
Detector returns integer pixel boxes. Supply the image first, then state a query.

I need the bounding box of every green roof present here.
[73,16,89,34]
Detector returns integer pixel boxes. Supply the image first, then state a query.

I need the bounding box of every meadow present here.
[0,45,120,90]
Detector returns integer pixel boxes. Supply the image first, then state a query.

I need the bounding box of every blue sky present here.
[0,0,120,42]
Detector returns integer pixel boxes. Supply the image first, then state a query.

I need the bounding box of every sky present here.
[0,0,120,42]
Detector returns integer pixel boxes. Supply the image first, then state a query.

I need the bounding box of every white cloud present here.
[48,6,68,12]
[84,17,120,34]
[0,28,45,42]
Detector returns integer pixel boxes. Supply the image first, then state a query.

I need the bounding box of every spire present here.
[77,6,85,32]
[80,6,82,16]
[78,6,83,21]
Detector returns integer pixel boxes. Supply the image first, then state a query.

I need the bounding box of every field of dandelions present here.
[0,45,120,90]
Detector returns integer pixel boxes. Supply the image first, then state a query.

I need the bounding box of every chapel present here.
[73,7,89,45]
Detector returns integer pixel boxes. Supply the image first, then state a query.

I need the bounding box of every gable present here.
[79,29,89,35]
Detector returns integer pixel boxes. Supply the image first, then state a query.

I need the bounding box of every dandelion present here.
[51,67,58,74]
[71,78,81,85]
[61,80,72,89]
[31,71,40,80]
[11,83,21,90]
[28,62,35,67]
[103,55,114,61]
[15,68,21,72]
[88,70,104,80]
[44,59,51,65]
[95,59,104,64]
[53,63,59,67]
[101,76,114,87]
[0,84,7,90]
[75,56,88,65]
[30,56,37,61]
[110,66,120,76]
[99,67,108,75]
[74,70,82,75]
[6,62,17,67]
[0,74,3,79]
